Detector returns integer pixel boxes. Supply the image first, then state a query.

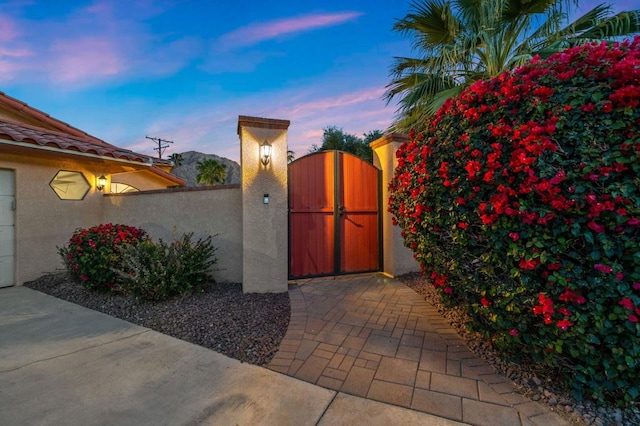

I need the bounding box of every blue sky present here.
[0,0,634,162]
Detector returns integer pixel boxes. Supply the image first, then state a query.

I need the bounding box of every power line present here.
[145,136,174,159]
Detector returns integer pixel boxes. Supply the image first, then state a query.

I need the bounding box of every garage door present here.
[0,169,15,287]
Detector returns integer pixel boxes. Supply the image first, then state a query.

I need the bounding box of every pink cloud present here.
[0,1,196,88]
[217,12,363,50]
[49,37,126,83]
[0,15,20,42]
[287,87,386,118]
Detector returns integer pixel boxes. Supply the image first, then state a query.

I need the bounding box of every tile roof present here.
[0,119,171,166]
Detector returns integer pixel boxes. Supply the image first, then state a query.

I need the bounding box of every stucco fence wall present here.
[103,185,243,284]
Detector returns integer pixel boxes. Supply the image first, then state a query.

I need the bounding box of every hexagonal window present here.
[49,170,91,200]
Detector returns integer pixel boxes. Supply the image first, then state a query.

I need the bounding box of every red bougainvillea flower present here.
[509,329,519,336]
[619,298,635,310]
[519,258,539,270]
[629,315,639,323]
[480,297,492,307]
[557,319,574,330]
[508,232,519,241]
[533,293,555,325]
[587,221,606,233]
[558,307,572,316]
[465,160,482,179]
[633,283,640,290]
[559,288,587,304]
[594,264,613,273]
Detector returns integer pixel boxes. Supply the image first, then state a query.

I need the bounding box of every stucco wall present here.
[238,116,289,293]
[104,186,243,283]
[0,152,107,284]
[371,134,420,277]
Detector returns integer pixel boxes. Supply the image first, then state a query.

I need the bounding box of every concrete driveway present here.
[0,286,463,426]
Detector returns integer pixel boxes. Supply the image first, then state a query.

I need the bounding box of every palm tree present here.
[386,1,640,132]
[168,153,183,171]
[196,158,226,185]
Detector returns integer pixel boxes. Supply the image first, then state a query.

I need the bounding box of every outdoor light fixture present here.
[96,175,107,191]
[260,139,272,166]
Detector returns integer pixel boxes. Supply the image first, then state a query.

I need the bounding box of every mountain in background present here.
[171,151,240,187]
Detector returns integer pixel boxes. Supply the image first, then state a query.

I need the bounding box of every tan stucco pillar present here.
[238,116,289,293]
[371,134,420,277]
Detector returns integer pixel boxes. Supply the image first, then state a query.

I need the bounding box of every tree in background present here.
[308,126,383,163]
[196,158,226,185]
[386,0,640,132]
[168,153,183,170]
[287,150,296,163]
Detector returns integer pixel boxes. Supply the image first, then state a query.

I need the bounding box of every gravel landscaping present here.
[400,272,640,426]
[24,272,290,366]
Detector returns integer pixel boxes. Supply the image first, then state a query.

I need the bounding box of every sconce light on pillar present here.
[96,175,107,191]
[260,139,272,166]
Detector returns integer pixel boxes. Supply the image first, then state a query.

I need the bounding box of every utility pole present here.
[145,136,174,159]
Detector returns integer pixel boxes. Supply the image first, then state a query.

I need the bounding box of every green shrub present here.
[58,223,147,291]
[389,38,640,406]
[116,233,217,300]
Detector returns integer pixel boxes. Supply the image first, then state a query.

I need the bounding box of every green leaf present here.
[584,231,594,245]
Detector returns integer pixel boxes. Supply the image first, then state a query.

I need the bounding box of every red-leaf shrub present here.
[389,38,640,406]
[58,223,147,291]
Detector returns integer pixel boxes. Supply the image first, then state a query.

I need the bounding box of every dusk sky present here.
[0,0,633,162]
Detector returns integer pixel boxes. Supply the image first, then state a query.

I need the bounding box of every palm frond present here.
[576,10,640,39]
[394,0,461,49]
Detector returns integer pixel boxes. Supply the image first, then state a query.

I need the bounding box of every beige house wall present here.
[0,152,107,284]
[0,149,187,285]
[238,116,289,293]
[104,186,242,283]
[371,134,420,277]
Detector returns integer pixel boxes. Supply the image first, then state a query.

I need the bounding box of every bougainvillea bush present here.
[59,223,147,291]
[389,38,640,406]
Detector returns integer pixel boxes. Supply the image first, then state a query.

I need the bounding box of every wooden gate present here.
[289,151,380,278]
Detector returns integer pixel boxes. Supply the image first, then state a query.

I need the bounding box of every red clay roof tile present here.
[0,119,170,165]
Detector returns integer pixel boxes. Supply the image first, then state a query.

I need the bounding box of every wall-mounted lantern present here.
[96,174,107,191]
[260,139,272,166]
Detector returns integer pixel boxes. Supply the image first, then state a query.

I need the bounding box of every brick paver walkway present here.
[269,274,568,426]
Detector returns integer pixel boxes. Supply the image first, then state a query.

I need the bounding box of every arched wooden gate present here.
[288,150,380,278]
